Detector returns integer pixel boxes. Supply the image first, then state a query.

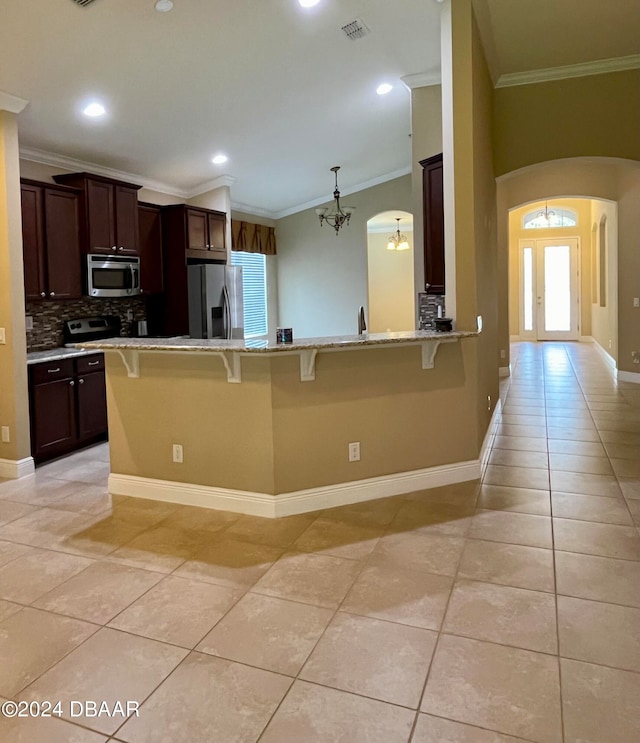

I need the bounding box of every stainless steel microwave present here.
[86,254,141,298]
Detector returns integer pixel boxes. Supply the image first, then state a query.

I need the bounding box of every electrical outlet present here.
[487,395,492,411]
[1,426,9,443]
[25,316,34,331]
[348,442,360,462]
[126,310,133,321]
[172,444,183,463]
[0,328,5,344]
[632,352,640,365]
[633,297,640,308]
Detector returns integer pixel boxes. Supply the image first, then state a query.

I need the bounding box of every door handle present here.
[79,378,85,385]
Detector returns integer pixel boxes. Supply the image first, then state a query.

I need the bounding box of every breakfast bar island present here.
[79,330,483,517]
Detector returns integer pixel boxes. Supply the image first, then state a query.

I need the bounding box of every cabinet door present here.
[138,205,163,294]
[77,371,108,441]
[115,185,140,255]
[44,189,83,300]
[421,154,445,295]
[86,179,115,253]
[186,209,208,251]
[20,184,47,300]
[31,378,77,461]
[207,212,226,259]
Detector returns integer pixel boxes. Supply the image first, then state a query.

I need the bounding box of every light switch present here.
[0,328,5,344]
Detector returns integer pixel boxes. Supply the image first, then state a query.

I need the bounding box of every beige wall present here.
[442,0,499,448]
[590,199,618,360]
[366,228,415,333]
[106,341,480,496]
[275,175,413,338]
[0,112,30,463]
[616,168,640,372]
[508,198,594,338]
[493,69,640,177]
[470,10,499,447]
[411,85,443,306]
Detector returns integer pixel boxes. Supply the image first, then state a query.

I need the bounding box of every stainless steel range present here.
[63,315,122,345]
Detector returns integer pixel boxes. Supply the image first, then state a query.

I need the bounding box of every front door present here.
[520,238,579,341]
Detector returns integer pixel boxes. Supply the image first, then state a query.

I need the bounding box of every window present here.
[230,251,268,337]
[523,207,577,229]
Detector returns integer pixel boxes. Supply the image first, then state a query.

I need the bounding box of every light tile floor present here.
[0,342,638,742]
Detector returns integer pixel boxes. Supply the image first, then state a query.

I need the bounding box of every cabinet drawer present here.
[76,354,105,374]
[30,359,74,385]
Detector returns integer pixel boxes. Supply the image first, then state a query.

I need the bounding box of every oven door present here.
[87,255,141,297]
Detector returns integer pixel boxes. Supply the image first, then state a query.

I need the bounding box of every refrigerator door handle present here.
[223,284,231,340]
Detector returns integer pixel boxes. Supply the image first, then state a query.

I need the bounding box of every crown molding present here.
[19,146,187,197]
[0,90,29,114]
[273,166,413,220]
[185,174,236,198]
[401,71,441,91]
[496,54,640,89]
[230,201,278,220]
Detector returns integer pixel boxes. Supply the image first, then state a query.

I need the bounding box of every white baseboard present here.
[0,457,35,479]
[480,397,502,474]
[580,336,594,343]
[618,369,640,384]
[109,458,482,518]
[499,365,511,378]
[590,340,616,369]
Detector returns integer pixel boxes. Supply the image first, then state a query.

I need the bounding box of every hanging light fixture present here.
[387,218,410,251]
[315,166,355,235]
[537,201,556,225]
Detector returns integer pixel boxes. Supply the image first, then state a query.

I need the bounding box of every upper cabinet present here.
[180,206,227,260]
[20,180,82,301]
[138,203,164,295]
[420,153,445,295]
[53,172,141,256]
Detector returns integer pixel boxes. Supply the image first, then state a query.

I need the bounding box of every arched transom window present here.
[523,206,577,229]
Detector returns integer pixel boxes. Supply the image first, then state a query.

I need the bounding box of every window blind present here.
[230,251,268,337]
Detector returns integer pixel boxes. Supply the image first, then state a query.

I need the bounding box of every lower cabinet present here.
[29,355,108,463]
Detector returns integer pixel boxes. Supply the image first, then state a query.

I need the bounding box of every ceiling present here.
[1,0,638,217]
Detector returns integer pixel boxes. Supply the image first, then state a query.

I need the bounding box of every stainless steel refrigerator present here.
[187,264,244,339]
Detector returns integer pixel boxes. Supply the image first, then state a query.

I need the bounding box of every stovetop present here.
[63,315,122,344]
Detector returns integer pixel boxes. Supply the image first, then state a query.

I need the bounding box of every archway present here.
[366,210,414,332]
[496,157,638,378]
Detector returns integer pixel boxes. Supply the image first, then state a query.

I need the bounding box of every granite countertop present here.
[27,347,105,365]
[75,329,478,355]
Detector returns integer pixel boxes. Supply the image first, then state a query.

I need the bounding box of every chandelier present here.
[537,202,556,224]
[387,218,410,251]
[316,166,355,235]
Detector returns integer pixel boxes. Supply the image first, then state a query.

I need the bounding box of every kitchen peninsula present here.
[80,330,482,517]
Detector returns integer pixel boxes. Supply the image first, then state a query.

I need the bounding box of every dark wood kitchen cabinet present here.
[138,203,164,294]
[179,205,226,259]
[20,180,82,301]
[29,354,107,463]
[160,204,227,334]
[77,359,108,441]
[420,153,445,295]
[53,172,142,256]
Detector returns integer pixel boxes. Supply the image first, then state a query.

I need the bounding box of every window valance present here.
[231,220,276,255]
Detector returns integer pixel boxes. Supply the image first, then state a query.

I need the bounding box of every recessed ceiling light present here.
[154,0,174,11]
[376,83,393,96]
[298,0,320,7]
[82,102,106,117]
[212,154,228,165]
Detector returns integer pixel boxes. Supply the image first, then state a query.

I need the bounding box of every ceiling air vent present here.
[341,18,370,41]
[71,0,97,6]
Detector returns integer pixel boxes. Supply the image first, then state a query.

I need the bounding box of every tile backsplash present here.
[26,297,147,352]
[418,293,446,330]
